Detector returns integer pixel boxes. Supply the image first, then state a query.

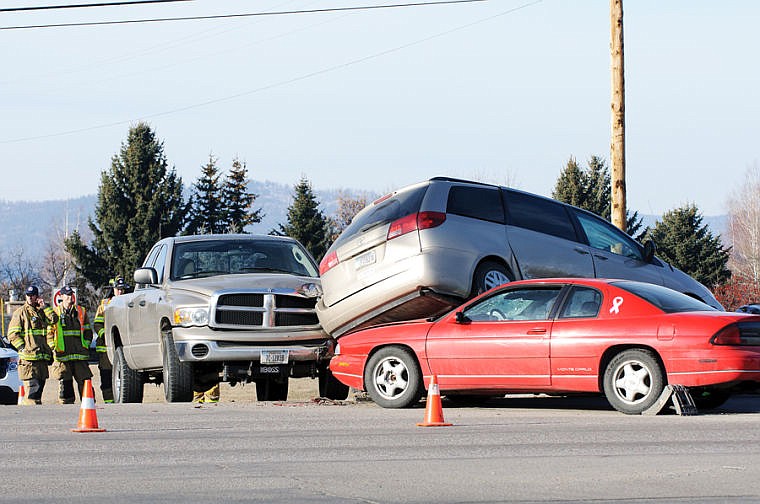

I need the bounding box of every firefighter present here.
[92,277,129,403]
[193,382,220,404]
[7,285,54,405]
[48,285,93,404]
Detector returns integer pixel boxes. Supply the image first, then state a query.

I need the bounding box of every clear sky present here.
[1,0,757,216]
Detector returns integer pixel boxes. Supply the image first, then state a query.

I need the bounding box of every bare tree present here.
[328,191,368,243]
[0,246,43,300]
[39,224,76,293]
[726,163,760,283]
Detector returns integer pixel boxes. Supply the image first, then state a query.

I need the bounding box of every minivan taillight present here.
[387,212,446,240]
[319,250,339,275]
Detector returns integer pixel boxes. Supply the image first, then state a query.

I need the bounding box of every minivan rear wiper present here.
[359,219,389,233]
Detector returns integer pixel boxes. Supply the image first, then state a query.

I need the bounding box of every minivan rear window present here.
[447,186,505,223]
[332,185,428,249]
[504,189,577,242]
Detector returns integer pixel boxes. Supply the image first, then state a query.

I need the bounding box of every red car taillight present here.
[387,212,446,240]
[319,250,339,275]
[711,322,760,346]
[711,325,742,345]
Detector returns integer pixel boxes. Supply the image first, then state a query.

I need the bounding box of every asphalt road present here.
[3,394,760,503]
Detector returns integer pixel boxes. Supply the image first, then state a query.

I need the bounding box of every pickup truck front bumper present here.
[174,338,334,363]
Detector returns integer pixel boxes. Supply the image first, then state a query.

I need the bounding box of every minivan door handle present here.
[573,247,590,255]
[593,254,609,261]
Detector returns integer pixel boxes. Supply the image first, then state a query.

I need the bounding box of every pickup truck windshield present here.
[171,239,319,280]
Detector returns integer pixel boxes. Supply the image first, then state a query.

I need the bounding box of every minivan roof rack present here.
[429,176,498,187]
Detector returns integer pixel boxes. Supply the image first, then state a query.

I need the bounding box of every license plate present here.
[260,349,289,365]
[355,250,376,269]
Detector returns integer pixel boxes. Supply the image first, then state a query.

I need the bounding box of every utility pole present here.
[610,0,626,230]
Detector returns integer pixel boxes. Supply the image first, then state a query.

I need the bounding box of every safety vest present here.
[92,298,109,353]
[52,305,91,362]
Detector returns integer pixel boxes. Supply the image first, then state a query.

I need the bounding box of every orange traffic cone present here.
[416,374,452,427]
[72,379,106,433]
[17,384,25,405]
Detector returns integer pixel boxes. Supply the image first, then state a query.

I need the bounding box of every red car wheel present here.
[603,348,665,415]
[364,346,423,409]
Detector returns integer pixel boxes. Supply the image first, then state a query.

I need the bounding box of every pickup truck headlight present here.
[173,306,209,327]
[297,282,322,298]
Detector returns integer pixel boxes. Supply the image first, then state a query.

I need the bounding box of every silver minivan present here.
[316,177,722,337]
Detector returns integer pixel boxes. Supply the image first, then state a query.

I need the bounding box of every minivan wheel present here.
[471,261,512,297]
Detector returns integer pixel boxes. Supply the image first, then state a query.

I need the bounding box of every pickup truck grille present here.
[214,293,319,328]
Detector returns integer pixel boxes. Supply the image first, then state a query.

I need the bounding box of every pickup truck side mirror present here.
[134,267,158,286]
[642,240,656,263]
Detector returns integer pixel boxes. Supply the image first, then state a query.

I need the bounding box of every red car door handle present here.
[527,328,547,334]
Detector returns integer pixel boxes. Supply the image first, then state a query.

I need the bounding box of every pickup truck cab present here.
[105,234,348,402]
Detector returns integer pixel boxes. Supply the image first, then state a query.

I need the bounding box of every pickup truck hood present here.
[168,273,319,298]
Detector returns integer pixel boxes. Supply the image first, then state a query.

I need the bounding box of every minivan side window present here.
[504,190,577,242]
[447,186,505,223]
[574,211,642,260]
[331,185,428,249]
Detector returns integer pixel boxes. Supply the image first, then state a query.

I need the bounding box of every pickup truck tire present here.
[113,346,144,403]
[318,365,349,400]
[162,329,194,402]
[256,377,288,401]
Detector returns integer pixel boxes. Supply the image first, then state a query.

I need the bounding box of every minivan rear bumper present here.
[316,250,467,336]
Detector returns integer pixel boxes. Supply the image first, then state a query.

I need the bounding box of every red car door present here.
[424,286,561,390]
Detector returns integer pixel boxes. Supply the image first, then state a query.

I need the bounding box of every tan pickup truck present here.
[104,234,348,402]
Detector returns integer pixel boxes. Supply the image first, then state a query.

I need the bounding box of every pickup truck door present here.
[128,244,169,369]
[126,289,163,369]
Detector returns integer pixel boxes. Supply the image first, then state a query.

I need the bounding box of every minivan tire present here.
[471,261,513,297]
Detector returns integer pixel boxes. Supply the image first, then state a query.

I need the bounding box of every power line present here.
[0,0,541,144]
[1,0,487,30]
[0,0,193,12]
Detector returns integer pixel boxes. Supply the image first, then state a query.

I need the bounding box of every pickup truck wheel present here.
[256,378,288,401]
[113,346,144,403]
[162,330,194,402]
[318,364,349,400]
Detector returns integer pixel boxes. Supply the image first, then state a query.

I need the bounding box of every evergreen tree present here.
[647,204,731,288]
[585,155,611,218]
[552,157,586,209]
[274,176,329,260]
[186,154,226,234]
[222,157,263,233]
[552,155,645,240]
[66,122,188,288]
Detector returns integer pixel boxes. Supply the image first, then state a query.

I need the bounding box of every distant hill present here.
[0,180,376,261]
[0,183,728,261]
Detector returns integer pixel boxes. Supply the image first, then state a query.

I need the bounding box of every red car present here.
[330,278,760,414]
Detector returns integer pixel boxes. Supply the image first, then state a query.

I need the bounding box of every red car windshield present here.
[612,281,717,314]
